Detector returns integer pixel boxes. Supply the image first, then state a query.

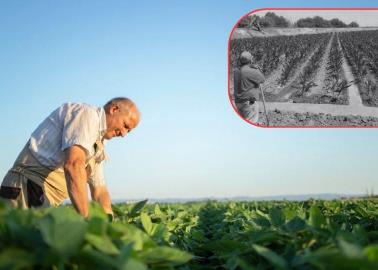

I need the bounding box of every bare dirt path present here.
[257,109,378,126]
[338,36,364,106]
[257,101,378,117]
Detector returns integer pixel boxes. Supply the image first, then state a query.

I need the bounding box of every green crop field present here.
[0,199,377,269]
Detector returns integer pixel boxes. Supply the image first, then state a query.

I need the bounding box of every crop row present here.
[317,33,350,105]
[230,33,330,82]
[159,200,378,270]
[339,30,378,106]
[2,199,378,269]
[290,33,331,100]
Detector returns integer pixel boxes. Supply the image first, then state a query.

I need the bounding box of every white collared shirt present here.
[29,102,107,186]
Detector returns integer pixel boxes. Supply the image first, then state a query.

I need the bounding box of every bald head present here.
[104,97,136,113]
[240,51,252,65]
[103,97,140,140]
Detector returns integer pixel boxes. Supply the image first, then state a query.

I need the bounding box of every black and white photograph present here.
[229,9,378,127]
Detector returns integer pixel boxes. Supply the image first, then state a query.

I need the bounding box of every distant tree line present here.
[238,13,290,28]
[296,16,359,28]
[237,12,359,28]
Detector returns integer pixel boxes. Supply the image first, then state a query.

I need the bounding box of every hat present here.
[240,51,252,65]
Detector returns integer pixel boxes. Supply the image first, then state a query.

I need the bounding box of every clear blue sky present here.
[0,0,377,200]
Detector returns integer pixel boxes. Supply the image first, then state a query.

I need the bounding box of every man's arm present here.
[63,145,89,218]
[89,184,113,215]
[255,68,266,84]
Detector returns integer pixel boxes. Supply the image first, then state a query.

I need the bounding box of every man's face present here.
[103,105,139,140]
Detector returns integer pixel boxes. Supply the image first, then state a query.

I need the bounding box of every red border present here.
[227,8,378,128]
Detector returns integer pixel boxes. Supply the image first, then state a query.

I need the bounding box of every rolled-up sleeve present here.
[61,107,99,156]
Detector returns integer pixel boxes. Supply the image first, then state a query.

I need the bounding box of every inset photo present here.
[229,9,378,127]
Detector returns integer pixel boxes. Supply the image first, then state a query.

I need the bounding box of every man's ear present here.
[110,105,120,115]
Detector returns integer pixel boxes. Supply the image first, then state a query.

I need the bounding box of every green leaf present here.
[363,244,378,262]
[88,202,108,220]
[87,217,108,236]
[138,246,192,266]
[252,244,288,269]
[236,258,257,270]
[128,199,148,218]
[5,209,45,248]
[149,223,166,239]
[253,218,271,227]
[0,200,8,213]
[0,247,36,269]
[38,209,87,257]
[338,238,363,258]
[304,247,377,270]
[269,207,285,227]
[285,216,306,232]
[309,206,326,228]
[205,239,244,254]
[116,244,133,267]
[141,212,153,235]
[282,208,297,220]
[249,231,277,244]
[112,204,126,219]
[191,230,206,242]
[85,234,120,255]
[154,204,162,216]
[121,258,148,270]
[225,255,238,270]
[79,244,120,269]
[367,231,378,241]
[109,223,155,251]
[47,206,82,223]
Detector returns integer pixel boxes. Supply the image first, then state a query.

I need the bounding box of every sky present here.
[0,0,377,200]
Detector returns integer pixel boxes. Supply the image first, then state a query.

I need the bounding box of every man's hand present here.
[249,96,256,105]
[89,185,113,216]
[64,145,89,218]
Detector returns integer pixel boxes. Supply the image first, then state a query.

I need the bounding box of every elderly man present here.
[234,51,265,123]
[0,97,140,217]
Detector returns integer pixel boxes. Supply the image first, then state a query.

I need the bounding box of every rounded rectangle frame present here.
[227,8,378,128]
